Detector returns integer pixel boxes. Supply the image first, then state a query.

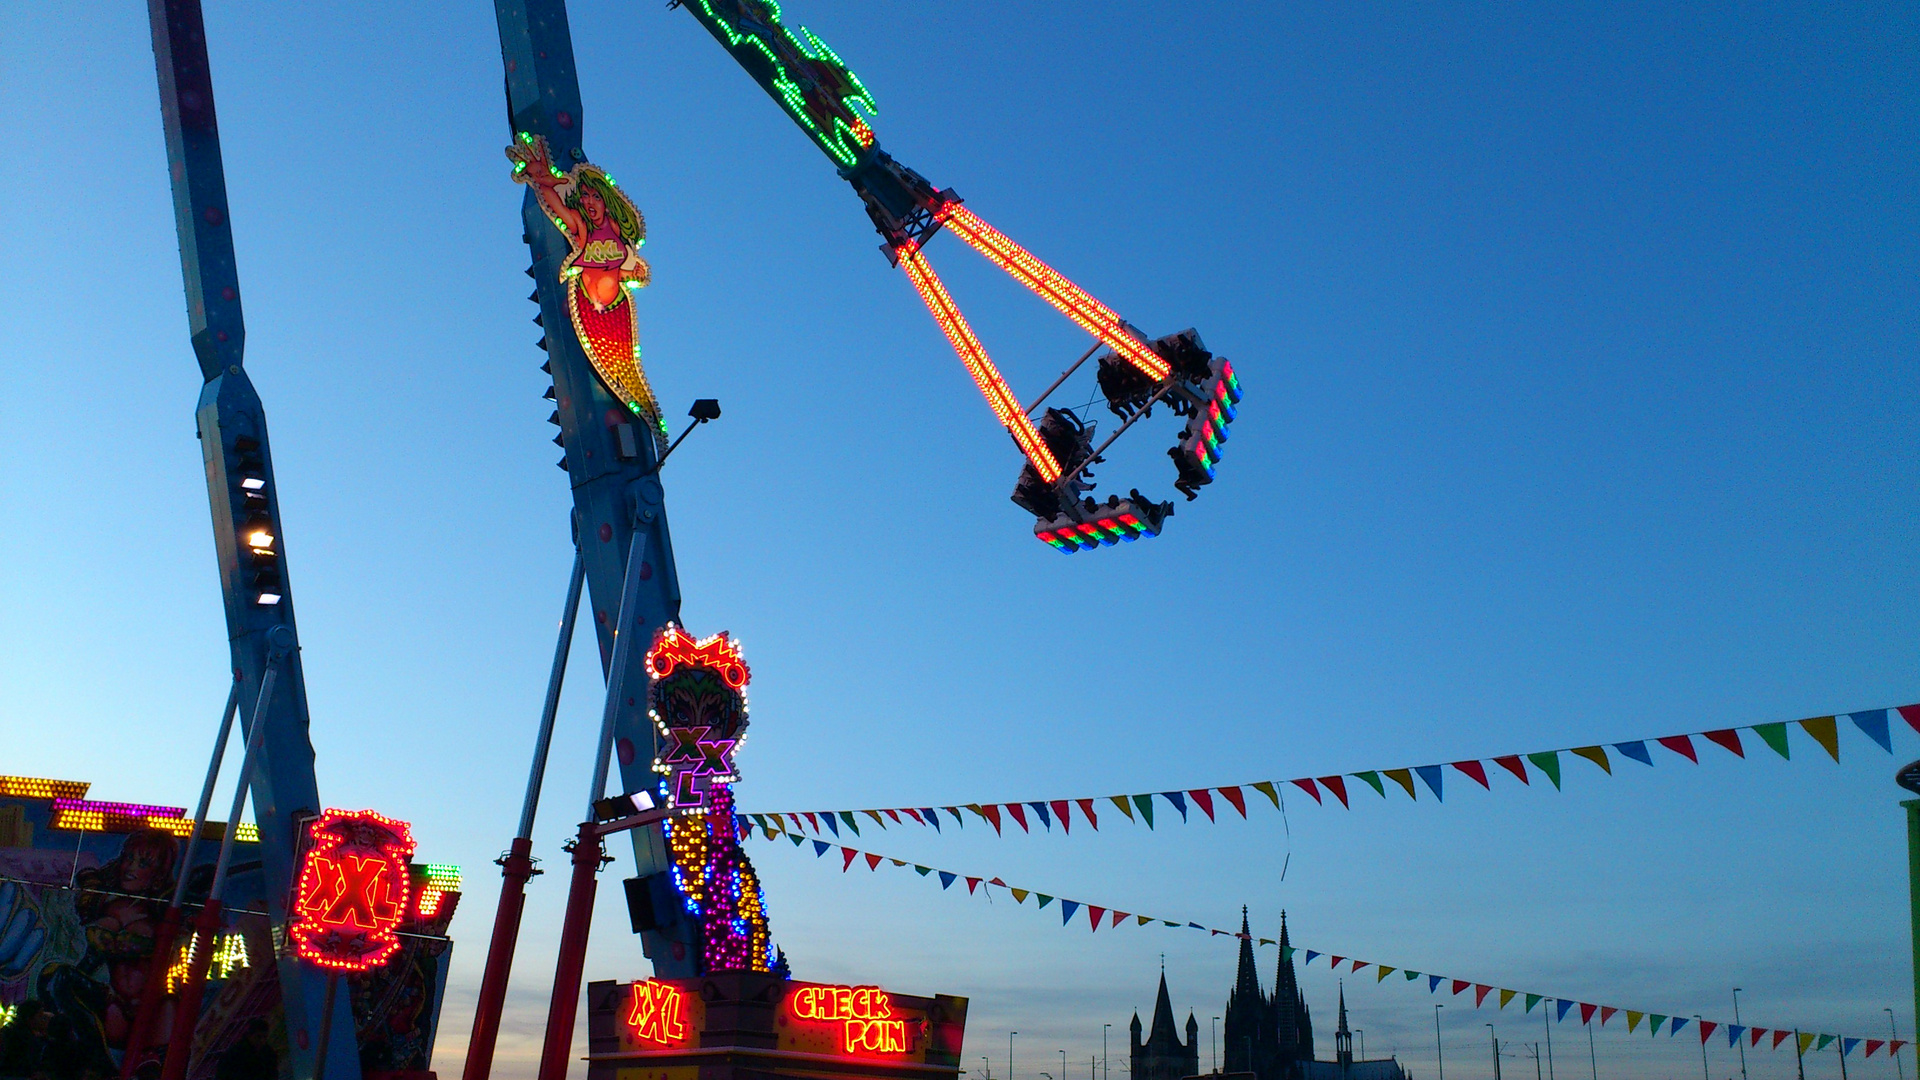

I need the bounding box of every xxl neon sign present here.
[625,980,691,1047]
[788,984,915,1055]
[289,809,415,973]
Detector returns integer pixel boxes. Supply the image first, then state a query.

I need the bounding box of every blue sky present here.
[2,2,1915,1079]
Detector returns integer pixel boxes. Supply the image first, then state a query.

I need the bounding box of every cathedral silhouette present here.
[1129,913,1412,1080]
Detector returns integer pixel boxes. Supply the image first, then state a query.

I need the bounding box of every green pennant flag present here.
[789,833,806,846]
[1036,894,1054,908]
[1817,1035,1836,1052]
[913,865,932,875]
[1526,995,1543,1013]
[1405,970,1420,981]
[1526,751,1563,789]
[1281,945,1297,962]
[1352,771,1387,797]
[1752,722,1791,759]
[1134,795,1156,828]
[1649,1015,1667,1037]
[839,811,860,835]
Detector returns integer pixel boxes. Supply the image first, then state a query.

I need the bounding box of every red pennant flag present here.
[1866,1040,1884,1058]
[979,804,1003,834]
[803,812,820,832]
[1600,1007,1617,1026]
[864,852,883,870]
[988,877,1007,887]
[1329,955,1345,968]
[1702,729,1744,757]
[883,808,902,823]
[1451,980,1469,995]
[965,876,982,894]
[1492,755,1530,784]
[1218,786,1248,817]
[1006,803,1030,832]
[1088,905,1106,931]
[1899,706,1920,735]
[1750,1029,1766,1046]
[1076,798,1099,830]
[1580,1004,1597,1025]
[1453,761,1491,789]
[904,808,925,824]
[841,847,859,870]
[1475,985,1493,1006]
[1352,959,1367,973]
[1189,789,1217,821]
[1051,800,1072,835]
[1773,1031,1791,1049]
[1890,1040,1907,1054]
[1111,910,1128,927]
[1658,734,1699,763]
[1291,778,1323,804]
[1699,1021,1717,1043]
[1319,776,1350,808]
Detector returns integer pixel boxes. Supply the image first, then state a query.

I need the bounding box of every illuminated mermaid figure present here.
[506,133,668,451]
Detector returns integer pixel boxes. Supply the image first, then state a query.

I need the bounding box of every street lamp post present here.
[1211,1018,1220,1073]
[1434,1005,1445,1080]
[1585,1014,1597,1080]
[1062,1049,1068,1080]
[1488,1025,1502,1080]
[1357,1030,1365,1062]
[1542,1003,1554,1080]
[982,1057,992,1080]
[1104,1024,1112,1080]
[1733,990,1750,1080]
[1010,1031,1018,1080]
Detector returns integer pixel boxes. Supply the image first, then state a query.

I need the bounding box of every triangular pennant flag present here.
[1527,751,1563,790]
[1189,789,1216,821]
[749,813,768,831]
[840,812,861,835]
[1851,710,1893,752]
[1751,1029,1767,1047]
[1556,999,1575,1021]
[1005,803,1029,832]
[1452,980,1470,995]
[965,876,982,894]
[1029,802,1051,830]
[1600,1007,1617,1026]
[1429,975,1444,993]
[913,864,932,876]
[1842,1038,1861,1058]
[1111,910,1128,928]
[1036,894,1053,908]
[1135,795,1156,828]
[864,809,887,827]
[1076,798,1098,830]
[1614,741,1654,766]
[1138,915,1153,926]
[1671,1017,1689,1035]
[1352,959,1368,973]
[1648,1015,1666,1036]
[900,808,920,824]
[1571,746,1612,773]
[1261,938,1274,946]
[1353,771,1388,797]
[1866,1040,1884,1058]
[1384,769,1418,799]
[841,847,859,870]
[1627,1012,1644,1033]
[802,811,820,832]
[925,809,943,832]
[822,814,840,836]
[811,840,830,856]
[1890,1039,1907,1054]
[976,804,1003,834]
[1218,786,1248,817]
[1702,729,1744,757]
[1010,888,1029,903]
[1453,761,1491,789]
[1500,989,1517,1008]
[769,813,786,832]
[1329,955,1345,968]
[1799,716,1840,761]
[1775,1031,1793,1050]
[1319,776,1351,808]
[1727,1025,1745,1046]
[1415,765,1445,801]
[1752,722,1791,759]
[1699,1021,1717,1043]
[987,877,1006,888]
[1815,1035,1835,1052]
[1377,967,1396,982]
[1087,905,1106,931]
[1525,994,1543,1013]
[889,857,907,867]
[1580,1003,1596,1025]
[938,871,956,889]
[1060,900,1080,924]
[1160,792,1189,822]
[1291,778,1323,804]
[1252,781,1282,809]
[1901,706,1920,735]
[1305,951,1320,965]
[1050,800,1072,834]
[1404,970,1420,981]
[1492,755,1530,784]
[790,833,806,847]
[864,853,883,870]
[1657,735,1698,763]
[1110,795,1135,821]
[1476,985,1493,1006]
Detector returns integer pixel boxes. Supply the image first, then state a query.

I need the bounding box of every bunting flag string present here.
[760,828,1905,1061]
[743,703,1915,837]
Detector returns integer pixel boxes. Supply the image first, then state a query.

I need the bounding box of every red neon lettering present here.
[791,985,892,1023]
[625,980,688,1045]
[300,854,400,930]
[843,1020,909,1054]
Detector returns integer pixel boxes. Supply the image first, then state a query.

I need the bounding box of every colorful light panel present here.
[937,205,1172,382]
[412,863,463,919]
[898,244,1063,483]
[0,776,89,799]
[685,0,877,167]
[290,809,416,973]
[1176,360,1243,483]
[1035,512,1160,553]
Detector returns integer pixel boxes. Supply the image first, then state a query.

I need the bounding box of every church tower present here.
[1270,911,1314,1072]
[1223,908,1269,1077]
[1334,984,1353,1067]
[1132,969,1200,1080]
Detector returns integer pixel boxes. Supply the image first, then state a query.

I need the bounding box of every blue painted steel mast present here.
[144,2,358,1078]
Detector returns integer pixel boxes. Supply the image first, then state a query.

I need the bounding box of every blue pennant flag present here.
[1161,792,1189,821]
[1428,975,1444,992]
[1061,900,1081,924]
[1414,766,1445,801]
[1843,1038,1862,1058]
[1614,741,1653,766]
[1031,802,1052,830]
[1728,1026,1746,1047]
[1305,951,1320,965]
[1671,1018,1688,1035]
[938,871,957,889]
[923,808,942,832]
[822,814,839,836]
[1556,1000,1574,1022]
[812,840,830,857]
[1851,710,1893,753]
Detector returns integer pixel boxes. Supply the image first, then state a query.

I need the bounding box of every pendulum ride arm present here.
[143,2,356,1079]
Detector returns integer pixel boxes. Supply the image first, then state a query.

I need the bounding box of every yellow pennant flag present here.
[1799,716,1840,761]
[770,813,787,832]
[1500,989,1517,1008]
[889,859,907,867]
[1010,888,1029,903]
[1798,1033,1817,1054]
[1570,746,1611,774]
[1376,966,1396,982]
[1627,1012,1644,1033]
[1251,781,1281,810]
[1383,768,1418,799]
[1110,795,1136,821]
[863,810,888,828]
[1137,915,1153,926]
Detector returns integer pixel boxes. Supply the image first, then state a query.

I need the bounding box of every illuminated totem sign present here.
[645,627,750,809]
[682,0,878,167]
[789,984,919,1055]
[624,980,693,1048]
[289,809,415,973]
[507,133,669,452]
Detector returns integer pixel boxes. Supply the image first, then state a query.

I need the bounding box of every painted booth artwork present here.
[506,133,669,454]
[0,783,459,1080]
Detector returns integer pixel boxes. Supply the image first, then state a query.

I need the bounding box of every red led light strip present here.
[897,244,1062,483]
[937,205,1171,383]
